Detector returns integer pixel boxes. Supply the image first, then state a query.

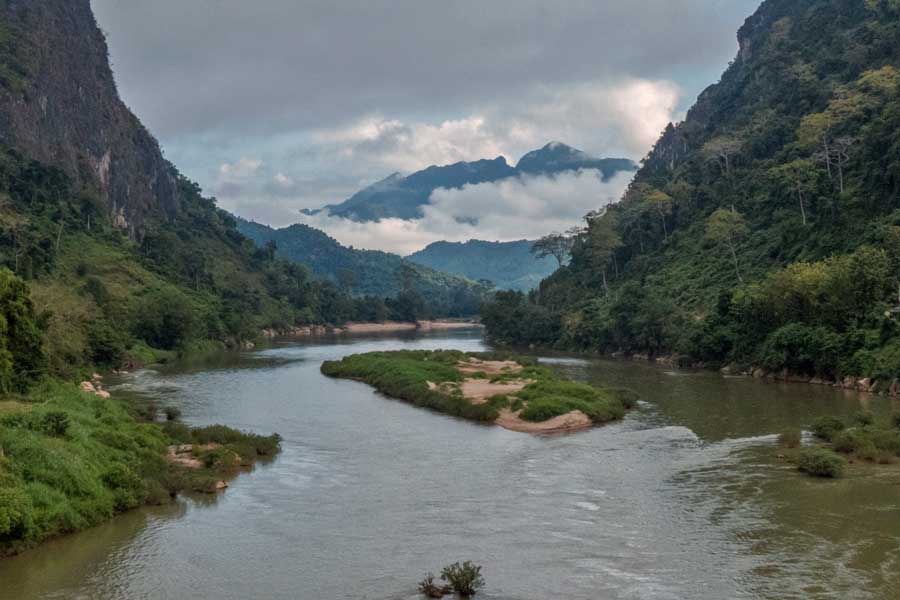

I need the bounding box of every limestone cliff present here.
[0,0,179,237]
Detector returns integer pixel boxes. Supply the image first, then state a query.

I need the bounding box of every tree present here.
[646,189,674,240]
[703,136,743,181]
[587,210,622,293]
[0,269,45,392]
[705,208,750,284]
[772,159,818,225]
[530,232,572,267]
[337,268,359,294]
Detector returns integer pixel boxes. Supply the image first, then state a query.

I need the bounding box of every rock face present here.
[0,0,179,238]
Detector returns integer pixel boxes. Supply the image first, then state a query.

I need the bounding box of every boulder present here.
[79,381,97,393]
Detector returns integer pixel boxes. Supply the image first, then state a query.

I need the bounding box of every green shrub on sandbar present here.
[811,416,845,441]
[321,350,501,421]
[322,350,636,425]
[797,448,846,478]
[516,380,625,424]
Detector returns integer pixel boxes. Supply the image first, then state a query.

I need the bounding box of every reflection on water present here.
[1,329,899,599]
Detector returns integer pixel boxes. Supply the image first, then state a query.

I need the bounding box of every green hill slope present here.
[483,0,900,383]
[236,219,489,316]
[407,239,558,291]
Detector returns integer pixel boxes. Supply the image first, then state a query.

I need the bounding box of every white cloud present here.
[306,77,680,175]
[273,172,294,187]
[297,169,633,255]
[218,157,263,181]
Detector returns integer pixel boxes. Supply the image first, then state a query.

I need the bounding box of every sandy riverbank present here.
[261,320,482,338]
[453,357,593,434]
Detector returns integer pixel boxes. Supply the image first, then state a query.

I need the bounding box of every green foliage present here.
[440,561,485,597]
[811,416,846,441]
[322,350,634,426]
[797,448,846,478]
[0,381,169,552]
[481,2,900,381]
[410,239,558,292]
[418,573,451,598]
[515,380,625,424]
[0,269,44,392]
[0,380,282,554]
[236,218,492,317]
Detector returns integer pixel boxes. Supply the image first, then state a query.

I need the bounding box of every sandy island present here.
[435,357,593,434]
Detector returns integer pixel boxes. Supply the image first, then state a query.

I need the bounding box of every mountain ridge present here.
[304,143,636,222]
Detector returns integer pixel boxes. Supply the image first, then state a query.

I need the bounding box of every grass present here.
[0,380,281,555]
[321,350,636,425]
[784,413,900,478]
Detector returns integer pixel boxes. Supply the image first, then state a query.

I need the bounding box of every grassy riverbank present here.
[0,380,281,556]
[321,350,637,432]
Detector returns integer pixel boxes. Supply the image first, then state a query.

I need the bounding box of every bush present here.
[164,406,182,421]
[440,561,485,596]
[797,448,846,478]
[832,428,871,454]
[40,411,69,437]
[418,573,450,598]
[777,429,801,448]
[853,411,874,427]
[811,416,845,441]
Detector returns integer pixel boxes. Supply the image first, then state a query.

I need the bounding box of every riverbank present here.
[321,350,636,433]
[0,378,281,557]
[261,319,481,339]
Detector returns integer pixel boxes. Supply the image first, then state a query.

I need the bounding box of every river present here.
[2,329,899,599]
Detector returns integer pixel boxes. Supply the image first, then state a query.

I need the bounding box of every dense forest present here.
[483,0,900,383]
[236,218,490,315]
[407,239,558,291]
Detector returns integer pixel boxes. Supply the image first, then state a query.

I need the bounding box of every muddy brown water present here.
[2,329,899,599]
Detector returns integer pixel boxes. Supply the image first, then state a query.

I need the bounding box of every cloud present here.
[296,169,633,255]
[218,157,263,181]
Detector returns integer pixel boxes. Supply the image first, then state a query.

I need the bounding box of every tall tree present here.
[587,210,622,293]
[530,232,573,267]
[705,208,750,284]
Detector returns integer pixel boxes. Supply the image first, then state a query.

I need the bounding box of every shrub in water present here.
[418,573,450,598]
[777,429,801,448]
[811,416,845,441]
[797,448,846,478]
[440,561,485,596]
[853,411,874,427]
[164,406,182,421]
[832,428,871,454]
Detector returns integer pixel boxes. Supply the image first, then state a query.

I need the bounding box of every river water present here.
[2,329,900,599]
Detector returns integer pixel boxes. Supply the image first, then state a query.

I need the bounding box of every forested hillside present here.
[408,239,558,291]
[483,0,900,383]
[0,0,407,385]
[237,218,489,316]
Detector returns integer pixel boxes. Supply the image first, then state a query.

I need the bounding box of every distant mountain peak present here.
[306,142,636,222]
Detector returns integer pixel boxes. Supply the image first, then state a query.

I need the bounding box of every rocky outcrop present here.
[0,0,179,238]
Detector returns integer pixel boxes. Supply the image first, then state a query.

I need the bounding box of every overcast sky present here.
[90,0,760,253]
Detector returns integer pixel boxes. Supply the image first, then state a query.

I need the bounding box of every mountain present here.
[408,239,558,291]
[0,0,178,237]
[516,142,636,179]
[0,0,471,386]
[305,144,636,222]
[482,0,900,383]
[236,218,489,315]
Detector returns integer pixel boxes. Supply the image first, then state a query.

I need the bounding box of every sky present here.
[90,0,760,254]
